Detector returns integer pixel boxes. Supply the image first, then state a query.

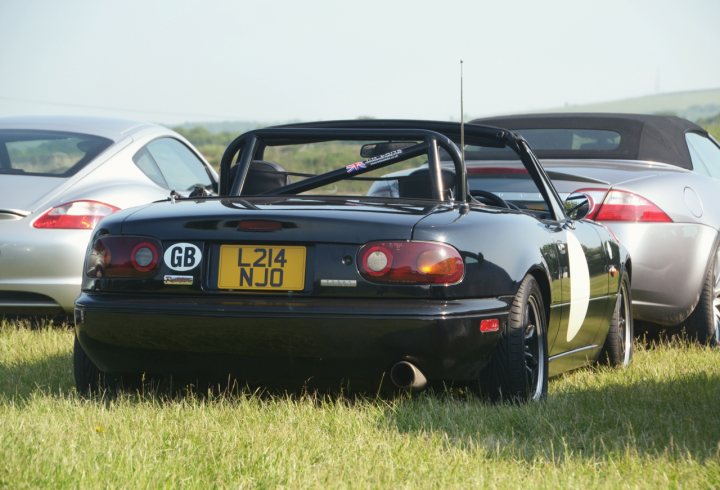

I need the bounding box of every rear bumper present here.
[75,293,509,386]
[604,222,718,326]
[0,225,90,314]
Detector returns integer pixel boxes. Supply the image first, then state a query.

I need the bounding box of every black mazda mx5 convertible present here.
[73,120,632,401]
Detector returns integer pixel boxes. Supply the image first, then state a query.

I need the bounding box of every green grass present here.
[1,319,719,488]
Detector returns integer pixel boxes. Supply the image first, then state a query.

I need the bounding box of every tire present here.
[685,246,720,346]
[73,336,106,396]
[74,337,141,396]
[481,275,548,402]
[599,271,633,366]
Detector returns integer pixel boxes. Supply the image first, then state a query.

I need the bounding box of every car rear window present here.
[0,130,113,177]
[518,129,621,151]
[463,129,622,160]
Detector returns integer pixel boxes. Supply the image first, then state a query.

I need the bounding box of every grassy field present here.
[1,320,719,488]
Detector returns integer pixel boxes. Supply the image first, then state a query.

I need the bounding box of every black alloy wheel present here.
[599,270,633,366]
[523,290,546,400]
[480,275,548,402]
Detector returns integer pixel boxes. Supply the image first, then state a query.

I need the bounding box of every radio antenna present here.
[460,59,465,166]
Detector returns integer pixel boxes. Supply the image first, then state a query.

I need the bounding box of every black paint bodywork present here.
[75,120,630,388]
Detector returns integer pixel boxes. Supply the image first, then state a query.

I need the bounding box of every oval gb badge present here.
[164,243,202,271]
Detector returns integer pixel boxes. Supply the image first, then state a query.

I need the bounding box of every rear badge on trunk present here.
[320,279,357,287]
[164,275,194,286]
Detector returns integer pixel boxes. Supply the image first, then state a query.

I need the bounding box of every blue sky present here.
[1,0,719,124]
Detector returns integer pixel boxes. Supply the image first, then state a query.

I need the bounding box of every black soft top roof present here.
[471,113,707,169]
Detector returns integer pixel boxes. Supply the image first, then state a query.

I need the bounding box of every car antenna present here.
[460,59,465,167]
[459,59,470,210]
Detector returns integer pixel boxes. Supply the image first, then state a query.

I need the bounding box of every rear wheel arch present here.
[621,257,632,297]
[623,258,632,283]
[686,231,720,314]
[685,240,720,345]
[527,266,552,327]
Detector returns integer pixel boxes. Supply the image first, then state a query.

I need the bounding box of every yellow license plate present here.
[218,245,306,291]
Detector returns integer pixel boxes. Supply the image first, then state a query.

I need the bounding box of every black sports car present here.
[74,120,632,401]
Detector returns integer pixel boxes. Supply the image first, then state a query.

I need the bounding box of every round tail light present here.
[131,242,159,272]
[357,241,464,284]
[361,245,393,276]
[86,236,162,278]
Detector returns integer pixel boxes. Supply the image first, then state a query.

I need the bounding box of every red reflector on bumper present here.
[480,319,500,333]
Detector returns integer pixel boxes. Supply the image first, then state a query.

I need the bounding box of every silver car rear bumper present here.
[0,220,90,314]
[605,222,718,326]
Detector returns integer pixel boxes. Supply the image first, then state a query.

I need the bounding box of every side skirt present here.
[548,344,600,377]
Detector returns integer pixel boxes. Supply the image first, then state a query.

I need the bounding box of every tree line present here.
[174,117,720,173]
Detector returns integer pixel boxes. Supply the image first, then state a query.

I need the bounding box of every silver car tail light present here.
[33,200,120,229]
[592,189,672,223]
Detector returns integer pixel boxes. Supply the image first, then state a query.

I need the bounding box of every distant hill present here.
[174,120,299,134]
[179,89,720,135]
[698,113,720,139]
[536,88,720,122]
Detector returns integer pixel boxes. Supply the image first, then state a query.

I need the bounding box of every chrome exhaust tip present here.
[389,361,427,390]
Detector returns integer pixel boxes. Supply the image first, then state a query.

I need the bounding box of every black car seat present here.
[231,160,291,195]
[398,168,456,199]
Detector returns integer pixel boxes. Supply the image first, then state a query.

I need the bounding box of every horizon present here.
[173,87,720,130]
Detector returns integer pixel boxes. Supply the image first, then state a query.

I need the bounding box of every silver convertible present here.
[0,116,217,316]
[472,113,720,344]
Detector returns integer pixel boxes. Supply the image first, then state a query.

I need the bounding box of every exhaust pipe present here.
[389,361,427,390]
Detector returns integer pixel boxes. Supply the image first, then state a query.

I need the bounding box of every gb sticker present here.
[164,243,202,271]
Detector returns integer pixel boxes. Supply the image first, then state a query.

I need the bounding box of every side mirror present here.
[564,192,592,220]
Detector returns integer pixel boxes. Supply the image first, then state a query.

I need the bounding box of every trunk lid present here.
[541,159,687,195]
[118,197,436,243]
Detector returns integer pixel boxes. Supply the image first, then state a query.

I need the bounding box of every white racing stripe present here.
[566,231,590,342]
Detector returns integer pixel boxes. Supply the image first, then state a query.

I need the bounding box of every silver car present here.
[471,113,720,344]
[0,115,217,316]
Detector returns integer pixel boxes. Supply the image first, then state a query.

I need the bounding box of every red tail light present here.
[357,241,464,284]
[592,190,672,222]
[33,200,119,229]
[86,236,162,278]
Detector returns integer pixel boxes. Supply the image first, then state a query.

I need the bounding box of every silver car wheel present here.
[713,247,720,345]
[685,246,720,346]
